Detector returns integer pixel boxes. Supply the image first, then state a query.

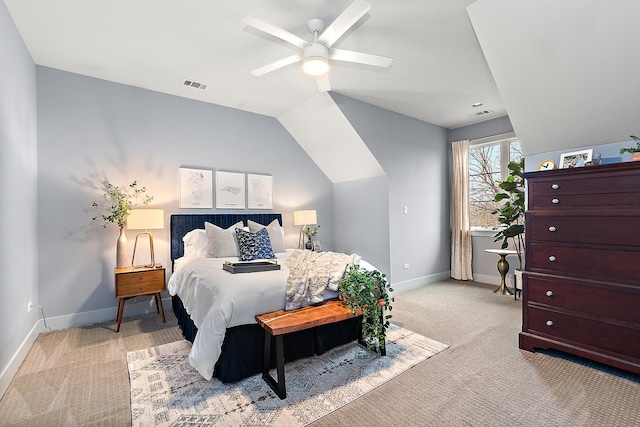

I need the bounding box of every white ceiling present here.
[4,0,506,130]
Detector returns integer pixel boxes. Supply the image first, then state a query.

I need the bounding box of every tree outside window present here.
[469,139,523,228]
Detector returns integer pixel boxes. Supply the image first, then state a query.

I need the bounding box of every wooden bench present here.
[255,299,385,399]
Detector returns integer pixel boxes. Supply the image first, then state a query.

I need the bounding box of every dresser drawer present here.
[527,306,640,358]
[529,190,640,210]
[528,243,640,282]
[115,269,165,297]
[527,276,640,324]
[527,214,640,246]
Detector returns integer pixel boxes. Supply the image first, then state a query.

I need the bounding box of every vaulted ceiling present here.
[5,0,639,160]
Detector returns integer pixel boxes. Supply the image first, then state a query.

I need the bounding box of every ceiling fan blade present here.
[316,74,331,92]
[250,54,302,77]
[318,0,371,47]
[330,48,393,68]
[244,15,307,49]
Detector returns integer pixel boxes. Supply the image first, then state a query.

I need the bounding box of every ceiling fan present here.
[244,0,393,92]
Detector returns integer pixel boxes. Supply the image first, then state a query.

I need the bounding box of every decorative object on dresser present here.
[559,149,593,169]
[293,209,318,249]
[338,264,394,355]
[114,266,166,333]
[521,161,640,374]
[127,209,164,268]
[619,134,640,161]
[91,180,153,268]
[491,158,525,298]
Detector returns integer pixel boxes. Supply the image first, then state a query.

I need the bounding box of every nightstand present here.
[114,266,166,332]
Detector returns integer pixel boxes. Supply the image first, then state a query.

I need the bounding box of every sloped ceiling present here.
[467,0,640,155]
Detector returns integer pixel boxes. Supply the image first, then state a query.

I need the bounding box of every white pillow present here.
[182,229,208,258]
[205,221,244,258]
[248,219,286,253]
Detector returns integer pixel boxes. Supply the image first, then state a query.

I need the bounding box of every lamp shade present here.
[127,209,164,230]
[293,210,317,226]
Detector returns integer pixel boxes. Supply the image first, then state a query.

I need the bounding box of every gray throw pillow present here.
[248,219,286,253]
[205,221,244,258]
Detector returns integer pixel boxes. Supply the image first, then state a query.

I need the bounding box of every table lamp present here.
[127,209,164,268]
[293,209,317,249]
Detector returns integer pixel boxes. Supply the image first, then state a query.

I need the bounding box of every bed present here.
[168,213,361,382]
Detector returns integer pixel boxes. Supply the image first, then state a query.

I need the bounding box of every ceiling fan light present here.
[303,57,329,76]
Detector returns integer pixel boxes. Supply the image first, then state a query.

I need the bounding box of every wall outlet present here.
[27,302,33,312]
[403,205,408,214]
[403,263,410,270]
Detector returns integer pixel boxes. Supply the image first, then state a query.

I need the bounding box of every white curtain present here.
[451,140,473,280]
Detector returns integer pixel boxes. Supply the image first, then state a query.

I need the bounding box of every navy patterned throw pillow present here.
[236,228,275,261]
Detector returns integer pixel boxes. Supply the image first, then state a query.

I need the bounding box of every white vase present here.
[116,227,128,268]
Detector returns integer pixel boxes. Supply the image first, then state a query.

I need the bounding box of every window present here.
[469,137,523,229]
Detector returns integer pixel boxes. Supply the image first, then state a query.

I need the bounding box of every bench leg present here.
[262,332,286,399]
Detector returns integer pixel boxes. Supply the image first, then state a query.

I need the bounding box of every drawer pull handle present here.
[551,184,559,190]
[546,290,554,297]
[546,320,554,327]
[548,226,556,232]
[551,198,559,204]
[549,256,557,262]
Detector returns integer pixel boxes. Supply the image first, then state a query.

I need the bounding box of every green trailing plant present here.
[338,264,394,355]
[92,180,153,229]
[619,135,640,155]
[491,158,525,269]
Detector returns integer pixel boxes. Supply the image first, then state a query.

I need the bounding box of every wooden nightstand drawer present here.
[115,268,165,298]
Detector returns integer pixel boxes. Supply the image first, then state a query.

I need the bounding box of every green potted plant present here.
[492,158,525,285]
[303,225,320,250]
[92,180,153,268]
[619,135,640,161]
[338,264,394,355]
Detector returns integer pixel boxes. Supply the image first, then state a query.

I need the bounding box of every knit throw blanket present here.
[285,250,361,310]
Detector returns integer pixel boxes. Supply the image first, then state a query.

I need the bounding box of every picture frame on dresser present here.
[559,149,592,169]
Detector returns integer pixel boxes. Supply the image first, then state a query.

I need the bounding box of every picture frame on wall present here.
[247,173,273,209]
[215,170,246,209]
[560,149,593,169]
[179,167,213,208]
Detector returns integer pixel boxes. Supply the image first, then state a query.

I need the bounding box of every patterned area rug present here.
[127,323,448,426]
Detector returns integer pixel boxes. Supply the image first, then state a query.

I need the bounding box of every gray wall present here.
[36,66,334,327]
[333,176,390,275]
[0,0,38,394]
[331,93,451,291]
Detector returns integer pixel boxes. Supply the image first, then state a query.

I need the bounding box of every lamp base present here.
[132,231,155,268]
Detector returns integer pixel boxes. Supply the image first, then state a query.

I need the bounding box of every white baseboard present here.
[393,271,452,293]
[0,320,44,399]
[44,296,173,330]
[0,296,172,400]
[473,272,517,288]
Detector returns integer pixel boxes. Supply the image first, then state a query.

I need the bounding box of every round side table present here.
[484,249,518,296]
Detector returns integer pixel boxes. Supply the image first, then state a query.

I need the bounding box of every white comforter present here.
[168,250,296,380]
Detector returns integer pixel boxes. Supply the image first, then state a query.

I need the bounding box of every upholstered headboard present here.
[170,213,283,262]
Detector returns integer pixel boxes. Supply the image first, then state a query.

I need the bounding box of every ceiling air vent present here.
[467,109,494,118]
[182,79,208,90]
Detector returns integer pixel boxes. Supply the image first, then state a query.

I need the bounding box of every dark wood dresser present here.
[521,161,640,374]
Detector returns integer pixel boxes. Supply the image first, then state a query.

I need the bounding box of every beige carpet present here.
[127,324,448,426]
[1,280,639,426]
